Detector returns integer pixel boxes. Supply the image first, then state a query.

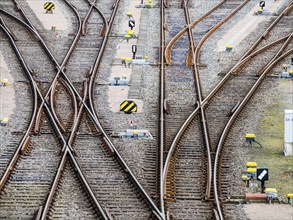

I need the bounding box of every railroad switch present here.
[144,2,155,8]
[254,8,270,16]
[280,63,293,78]
[282,63,289,71]
[128,30,136,38]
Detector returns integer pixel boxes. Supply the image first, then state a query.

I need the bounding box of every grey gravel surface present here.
[0,0,292,219]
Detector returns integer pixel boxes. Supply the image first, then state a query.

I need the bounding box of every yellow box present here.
[1,118,9,124]
[0,79,8,86]
[145,2,154,6]
[246,162,257,167]
[246,168,257,173]
[124,34,131,39]
[257,8,263,12]
[122,58,133,62]
[245,133,256,138]
[128,30,134,35]
[265,188,277,193]
[287,194,293,198]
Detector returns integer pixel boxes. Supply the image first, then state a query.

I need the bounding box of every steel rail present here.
[257,34,293,76]
[0,19,68,139]
[0,13,109,220]
[0,9,115,154]
[163,0,250,201]
[0,21,68,188]
[164,0,226,65]
[66,78,93,153]
[50,77,78,133]
[241,2,293,60]
[40,148,68,220]
[40,148,110,220]
[183,0,213,199]
[159,0,167,216]
[37,0,111,217]
[181,0,216,199]
[0,6,108,218]
[47,0,92,133]
[193,0,250,199]
[214,43,293,220]
[202,35,291,108]
[12,0,164,217]
[0,8,112,152]
[0,15,37,155]
[12,0,80,133]
[0,17,38,189]
[48,0,98,132]
[162,32,291,202]
[162,0,226,200]
[0,14,69,144]
[81,0,98,36]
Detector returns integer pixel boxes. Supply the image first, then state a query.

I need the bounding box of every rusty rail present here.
[164,0,226,65]
[159,0,167,216]
[0,21,68,191]
[162,0,291,218]
[1,1,164,218]
[193,0,250,200]
[50,77,77,134]
[0,4,107,218]
[163,0,249,204]
[85,0,165,218]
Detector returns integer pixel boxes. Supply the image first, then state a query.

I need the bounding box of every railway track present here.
[162,0,292,219]
[0,9,70,218]
[161,0,249,218]
[46,160,102,220]
[0,2,164,219]
[0,0,292,219]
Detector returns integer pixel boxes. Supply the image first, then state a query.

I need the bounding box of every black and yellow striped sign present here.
[44,2,55,11]
[120,100,137,114]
